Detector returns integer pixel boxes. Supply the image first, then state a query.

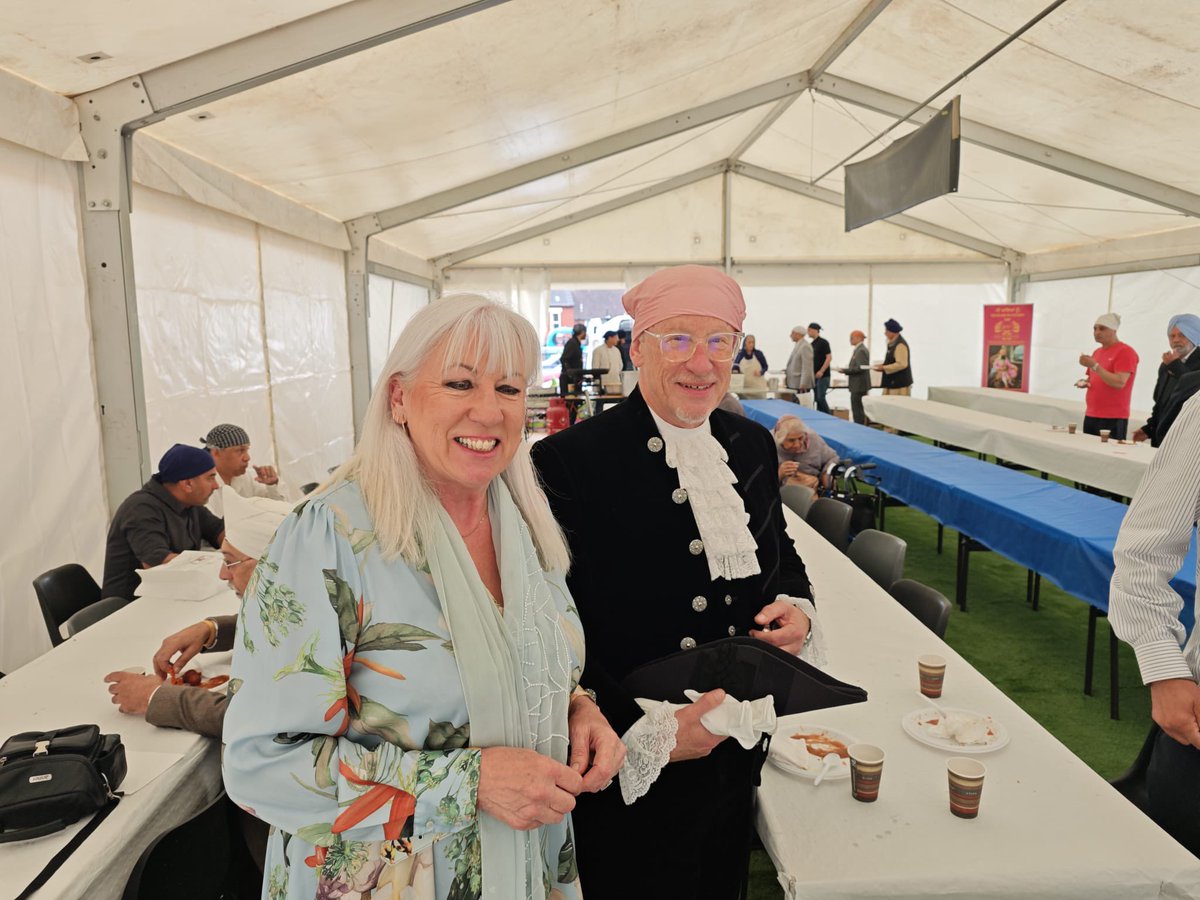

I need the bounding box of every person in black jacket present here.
[558,322,587,423]
[532,265,814,900]
[1133,314,1200,446]
[808,323,832,413]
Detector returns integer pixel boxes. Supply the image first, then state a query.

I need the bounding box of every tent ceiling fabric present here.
[1,0,1198,269]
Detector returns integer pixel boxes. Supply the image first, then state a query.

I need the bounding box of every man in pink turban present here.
[532,265,814,899]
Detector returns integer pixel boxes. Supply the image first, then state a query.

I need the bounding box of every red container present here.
[546,397,569,434]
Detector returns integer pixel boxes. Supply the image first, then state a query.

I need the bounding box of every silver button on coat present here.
[727,625,737,636]
[689,539,704,556]
[672,488,689,504]
[647,436,664,452]
[724,594,733,606]
[680,637,697,650]
[691,596,707,612]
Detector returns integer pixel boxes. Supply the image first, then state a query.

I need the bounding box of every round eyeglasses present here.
[642,330,745,363]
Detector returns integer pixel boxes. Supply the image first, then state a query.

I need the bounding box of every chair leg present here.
[955,533,969,612]
[937,522,944,555]
[878,492,886,531]
[1025,571,1041,611]
[1110,625,1120,720]
[1085,607,1098,696]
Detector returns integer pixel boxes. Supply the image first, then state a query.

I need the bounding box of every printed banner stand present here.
[982,304,1033,392]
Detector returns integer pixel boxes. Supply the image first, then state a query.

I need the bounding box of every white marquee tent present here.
[3,0,1199,672]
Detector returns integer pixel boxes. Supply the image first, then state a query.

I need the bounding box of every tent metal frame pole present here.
[346,216,378,437]
[813,74,1200,218]
[731,161,1017,261]
[722,168,734,273]
[370,72,812,233]
[76,79,156,513]
[120,0,514,128]
[433,163,727,269]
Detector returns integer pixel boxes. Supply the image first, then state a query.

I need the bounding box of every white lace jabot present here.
[649,410,761,581]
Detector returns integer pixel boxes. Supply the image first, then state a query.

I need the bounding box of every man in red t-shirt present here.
[1079,312,1139,440]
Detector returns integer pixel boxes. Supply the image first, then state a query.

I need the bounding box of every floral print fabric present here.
[223,480,583,900]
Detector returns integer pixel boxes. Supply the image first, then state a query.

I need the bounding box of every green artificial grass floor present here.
[748,467,1154,899]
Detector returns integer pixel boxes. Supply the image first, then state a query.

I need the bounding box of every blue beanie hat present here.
[1168,314,1200,347]
[155,444,215,483]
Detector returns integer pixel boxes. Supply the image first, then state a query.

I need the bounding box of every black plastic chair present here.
[805,498,853,553]
[123,793,232,900]
[847,529,907,589]
[32,563,101,647]
[889,578,952,639]
[779,484,815,519]
[63,596,131,638]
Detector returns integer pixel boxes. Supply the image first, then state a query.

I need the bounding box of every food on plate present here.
[167,669,229,690]
[790,731,849,758]
[917,710,996,746]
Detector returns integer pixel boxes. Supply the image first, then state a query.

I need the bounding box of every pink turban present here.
[623,265,746,340]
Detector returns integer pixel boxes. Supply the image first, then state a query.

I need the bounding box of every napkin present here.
[634,689,777,749]
[135,550,225,601]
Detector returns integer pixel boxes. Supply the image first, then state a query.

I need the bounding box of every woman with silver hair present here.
[773,415,838,493]
[223,294,624,900]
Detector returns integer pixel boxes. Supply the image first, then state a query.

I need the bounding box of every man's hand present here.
[1150,679,1200,748]
[1163,349,1183,366]
[152,621,213,679]
[669,689,728,762]
[1132,428,1149,443]
[477,747,583,830]
[750,600,810,655]
[252,465,279,485]
[567,693,626,792]
[1079,353,1096,369]
[103,671,163,716]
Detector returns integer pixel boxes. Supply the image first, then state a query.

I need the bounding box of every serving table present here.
[757,511,1200,899]
[0,590,238,900]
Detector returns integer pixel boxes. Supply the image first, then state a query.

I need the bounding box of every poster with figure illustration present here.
[982,304,1032,392]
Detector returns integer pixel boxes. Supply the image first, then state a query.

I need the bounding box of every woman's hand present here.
[778,461,799,481]
[477,747,583,830]
[567,693,626,792]
[152,621,213,678]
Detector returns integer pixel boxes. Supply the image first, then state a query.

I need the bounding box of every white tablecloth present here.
[863,395,1156,497]
[757,511,1200,899]
[0,591,238,900]
[927,385,1152,431]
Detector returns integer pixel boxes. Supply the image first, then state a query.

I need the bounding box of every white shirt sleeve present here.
[1109,393,1200,685]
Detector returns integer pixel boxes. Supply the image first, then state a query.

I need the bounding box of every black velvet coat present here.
[531,387,811,899]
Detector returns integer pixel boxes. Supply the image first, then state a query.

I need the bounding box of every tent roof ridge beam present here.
[731,161,1015,260]
[813,74,1200,218]
[434,162,728,269]
[106,0,513,130]
[808,0,895,81]
[369,72,813,234]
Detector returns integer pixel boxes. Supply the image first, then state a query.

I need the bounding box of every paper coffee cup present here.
[848,743,885,802]
[1099,429,1111,442]
[918,654,947,698]
[948,757,986,818]
[1067,423,1077,434]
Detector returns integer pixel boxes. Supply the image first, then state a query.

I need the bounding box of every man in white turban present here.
[103,487,292,737]
[1078,312,1139,440]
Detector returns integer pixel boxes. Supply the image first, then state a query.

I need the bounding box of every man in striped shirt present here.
[1110,391,1200,854]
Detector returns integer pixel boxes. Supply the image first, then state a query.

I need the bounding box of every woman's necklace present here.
[458,507,489,538]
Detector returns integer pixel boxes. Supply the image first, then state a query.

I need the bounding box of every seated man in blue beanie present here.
[101,444,225,601]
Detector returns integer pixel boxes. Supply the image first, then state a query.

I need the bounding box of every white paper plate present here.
[768,724,857,780]
[902,707,1009,754]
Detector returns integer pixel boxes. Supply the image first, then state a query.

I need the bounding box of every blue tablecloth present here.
[745,400,1196,628]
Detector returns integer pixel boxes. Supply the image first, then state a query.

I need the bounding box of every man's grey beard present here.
[672,405,712,428]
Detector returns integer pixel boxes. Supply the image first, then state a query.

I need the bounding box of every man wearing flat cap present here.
[101,444,225,602]
[873,318,913,395]
[532,264,815,899]
[201,423,289,518]
[1133,314,1200,447]
[1079,312,1139,440]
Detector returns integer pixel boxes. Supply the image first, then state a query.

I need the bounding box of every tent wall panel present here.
[259,227,354,487]
[367,275,429,390]
[130,188,274,468]
[1026,275,1112,403]
[0,137,107,672]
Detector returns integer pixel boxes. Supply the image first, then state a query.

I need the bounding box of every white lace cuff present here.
[618,701,678,806]
[781,593,828,669]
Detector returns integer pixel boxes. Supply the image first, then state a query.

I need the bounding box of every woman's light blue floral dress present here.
[222,480,585,900]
